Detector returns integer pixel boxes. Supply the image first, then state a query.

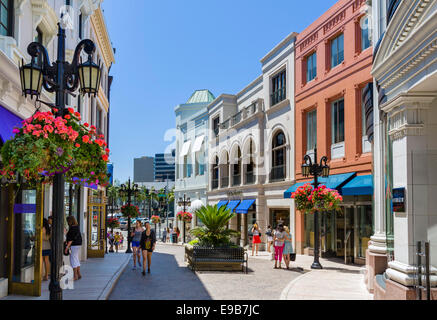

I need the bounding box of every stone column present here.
[256,195,267,251]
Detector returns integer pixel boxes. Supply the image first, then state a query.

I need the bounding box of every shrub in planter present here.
[151,215,161,224]
[190,205,240,248]
[108,217,120,229]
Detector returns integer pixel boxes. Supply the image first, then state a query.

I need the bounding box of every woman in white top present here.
[266,225,274,253]
[273,224,287,269]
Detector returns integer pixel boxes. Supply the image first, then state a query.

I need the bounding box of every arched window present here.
[0,0,14,37]
[212,157,219,189]
[271,131,286,181]
[220,152,229,188]
[245,140,255,185]
[232,147,241,186]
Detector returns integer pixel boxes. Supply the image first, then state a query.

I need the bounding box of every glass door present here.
[87,190,106,258]
[8,185,43,296]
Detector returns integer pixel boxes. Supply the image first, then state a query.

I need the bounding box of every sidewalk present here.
[2,252,130,300]
[280,255,374,300]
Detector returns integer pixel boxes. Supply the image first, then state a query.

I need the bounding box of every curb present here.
[279,269,313,300]
[98,255,131,300]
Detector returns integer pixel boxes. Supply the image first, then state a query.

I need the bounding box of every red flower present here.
[82,135,90,143]
[75,143,81,148]
[53,108,59,113]
[64,115,71,120]
[102,154,109,162]
[68,108,75,114]
[84,123,89,127]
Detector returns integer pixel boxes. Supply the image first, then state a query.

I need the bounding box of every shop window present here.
[331,98,345,159]
[0,0,13,37]
[357,205,372,258]
[232,147,241,186]
[331,34,344,68]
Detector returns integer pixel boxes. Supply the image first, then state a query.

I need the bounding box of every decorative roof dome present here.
[186,90,215,104]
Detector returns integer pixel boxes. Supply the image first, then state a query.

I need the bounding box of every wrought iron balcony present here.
[270,87,286,106]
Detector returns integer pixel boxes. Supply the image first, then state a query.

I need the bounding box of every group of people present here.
[251,223,295,269]
[41,215,84,282]
[161,227,180,244]
[130,220,157,276]
[108,231,124,252]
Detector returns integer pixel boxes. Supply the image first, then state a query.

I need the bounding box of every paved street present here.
[109,243,305,300]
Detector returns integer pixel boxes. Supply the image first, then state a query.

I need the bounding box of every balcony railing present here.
[245,172,255,185]
[270,165,285,182]
[271,87,286,106]
[231,111,242,126]
[232,174,241,186]
[221,177,229,188]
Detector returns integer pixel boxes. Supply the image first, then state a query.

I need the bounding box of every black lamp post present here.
[119,178,139,254]
[177,195,191,243]
[301,147,330,270]
[19,23,101,301]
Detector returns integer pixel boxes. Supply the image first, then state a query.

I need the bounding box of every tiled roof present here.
[186,90,215,104]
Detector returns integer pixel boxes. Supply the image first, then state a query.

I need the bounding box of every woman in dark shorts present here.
[41,218,51,281]
[140,221,156,276]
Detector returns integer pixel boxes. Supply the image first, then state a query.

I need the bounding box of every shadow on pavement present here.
[109,251,212,300]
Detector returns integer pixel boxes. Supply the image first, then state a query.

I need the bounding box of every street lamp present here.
[301,147,330,270]
[119,178,139,254]
[177,195,191,243]
[18,23,101,301]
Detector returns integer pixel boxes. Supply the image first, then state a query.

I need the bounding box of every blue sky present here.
[102,0,337,183]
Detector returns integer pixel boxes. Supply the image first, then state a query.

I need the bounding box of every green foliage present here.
[189,205,240,248]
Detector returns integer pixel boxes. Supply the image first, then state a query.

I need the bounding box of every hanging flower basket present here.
[108,217,120,229]
[0,108,110,187]
[121,204,140,218]
[151,215,161,224]
[291,183,343,213]
[177,211,192,222]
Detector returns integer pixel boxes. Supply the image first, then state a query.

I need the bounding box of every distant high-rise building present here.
[134,157,154,182]
[154,150,175,182]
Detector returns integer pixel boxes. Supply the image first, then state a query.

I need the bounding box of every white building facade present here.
[174,90,215,240]
[207,32,297,250]
[0,0,114,297]
[369,0,437,299]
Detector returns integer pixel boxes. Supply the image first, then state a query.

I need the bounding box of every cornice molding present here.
[31,0,58,45]
[90,7,115,68]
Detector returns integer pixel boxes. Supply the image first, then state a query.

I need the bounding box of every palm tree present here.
[190,205,240,247]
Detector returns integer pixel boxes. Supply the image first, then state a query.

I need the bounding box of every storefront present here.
[87,189,106,258]
[285,173,373,264]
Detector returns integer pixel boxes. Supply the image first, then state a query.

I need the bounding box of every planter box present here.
[185,245,248,273]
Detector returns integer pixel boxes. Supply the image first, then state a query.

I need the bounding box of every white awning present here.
[180,141,191,157]
[192,135,205,153]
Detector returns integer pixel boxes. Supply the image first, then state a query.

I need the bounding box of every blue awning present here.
[216,200,228,209]
[284,182,310,198]
[235,199,256,214]
[283,173,356,198]
[341,175,373,196]
[226,200,240,212]
[0,105,23,143]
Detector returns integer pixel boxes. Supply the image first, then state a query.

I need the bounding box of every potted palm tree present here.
[185,205,247,272]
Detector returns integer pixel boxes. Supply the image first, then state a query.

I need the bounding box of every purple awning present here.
[14,204,37,214]
[0,105,23,143]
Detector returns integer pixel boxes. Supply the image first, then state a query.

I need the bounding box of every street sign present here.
[392,188,405,213]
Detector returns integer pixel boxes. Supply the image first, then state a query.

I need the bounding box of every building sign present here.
[392,188,405,213]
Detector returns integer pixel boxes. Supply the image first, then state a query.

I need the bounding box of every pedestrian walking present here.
[65,216,83,280]
[266,225,274,253]
[114,232,121,253]
[131,220,144,270]
[273,224,286,269]
[162,227,167,243]
[251,223,261,256]
[282,226,293,269]
[108,231,115,252]
[120,233,124,249]
[41,218,51,281]
[140,221,156,276]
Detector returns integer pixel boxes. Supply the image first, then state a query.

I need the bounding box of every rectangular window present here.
[306,109,317,151]
[332,99,345,144]
[213,116,220,137]
[306,52,317,83]
[0,0,13,37]
[271,70,286,106]
[361,17,371,51]
[331,34,344,68]
[77,97,81,115]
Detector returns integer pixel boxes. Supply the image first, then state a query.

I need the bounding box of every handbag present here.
[63,241,70,256]
[290,253,296,261]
